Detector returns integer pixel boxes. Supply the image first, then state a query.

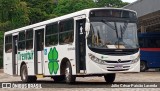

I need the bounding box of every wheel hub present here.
[22,69,26,80]
[140,63,145,70]
[65,67,70,81]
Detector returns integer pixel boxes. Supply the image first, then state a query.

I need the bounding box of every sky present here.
[122,0,137,3]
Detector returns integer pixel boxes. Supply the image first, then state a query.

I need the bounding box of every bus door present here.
[75,17,86,73]
[12,33,18,75]
[34,27,44,74]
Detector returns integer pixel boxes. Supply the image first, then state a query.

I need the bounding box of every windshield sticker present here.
[80,26,83,35]
[48,47,59,75]
[44,49,47,55]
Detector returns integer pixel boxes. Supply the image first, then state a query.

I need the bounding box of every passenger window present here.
[26,29,33,50]
[5,35,12,53]
[18,31,25,51]
[156,39,160,48]
[59,19,74,44]
[45,23,58,46]
[147,38,160,48]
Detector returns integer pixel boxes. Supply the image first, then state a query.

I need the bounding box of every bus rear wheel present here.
[20,64,37,83]
[104,73,116,83]
[140,61,147,72]
[64,61,76,83]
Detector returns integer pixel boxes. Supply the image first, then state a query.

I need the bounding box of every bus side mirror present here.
[85,22,90,32]
[85,22,90,38]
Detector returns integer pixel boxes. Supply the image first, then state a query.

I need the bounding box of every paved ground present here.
[0,71,160,91]
[0,69,3,73]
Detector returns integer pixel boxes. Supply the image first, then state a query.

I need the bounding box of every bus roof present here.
[5,8,136,35]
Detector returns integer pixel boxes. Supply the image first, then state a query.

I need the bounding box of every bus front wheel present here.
[104,73,116,83]
[140,61,147,72]
[64,61,76,83]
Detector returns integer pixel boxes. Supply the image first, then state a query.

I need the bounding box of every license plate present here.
[114,65,123,69]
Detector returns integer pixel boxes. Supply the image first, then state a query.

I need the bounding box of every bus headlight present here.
[88,53,105,64]
[131,56,140,63]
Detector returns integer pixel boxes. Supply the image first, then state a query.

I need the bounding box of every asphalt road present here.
[0,72,160,91]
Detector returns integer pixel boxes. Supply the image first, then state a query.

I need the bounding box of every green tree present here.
[95,0,129,8]
[22,0,57,24]
[0,0,29,31]
[0,0,29,68]
[54,0,96,16]
[0,31,3,68]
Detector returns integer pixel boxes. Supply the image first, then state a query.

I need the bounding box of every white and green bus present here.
[3,8,140,83]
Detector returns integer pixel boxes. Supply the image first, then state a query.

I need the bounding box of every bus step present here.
[36,74,44,78]
[80,70,86,73]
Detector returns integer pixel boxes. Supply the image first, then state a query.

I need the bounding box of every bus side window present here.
[139,38,144,47]
[59,19,74,44]
[5,35,12,53]
[59,22,64,32]
[18,31,26,51]
[153,39,160,48]
[26,29,33,50]
[156,40,160,48]
[45,22,58,46]
[147,38,158,48]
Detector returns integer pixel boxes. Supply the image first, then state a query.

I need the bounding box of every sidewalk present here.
[0,69,3,73]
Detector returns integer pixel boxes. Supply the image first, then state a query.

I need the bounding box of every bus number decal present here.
[48,47,59,75]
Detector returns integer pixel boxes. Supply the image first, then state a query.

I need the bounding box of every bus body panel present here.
[3,53,13,75]
[17,50,35,75]
[139,32,160,68]
[140,49,160,68]
[43,44,76,76]
[85,47,140,74]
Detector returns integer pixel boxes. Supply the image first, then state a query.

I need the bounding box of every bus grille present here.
[106,66,130,71]
[104,60,131,63]
[107,69,129,71]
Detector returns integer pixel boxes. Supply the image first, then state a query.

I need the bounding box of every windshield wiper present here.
[101,19,120,48]
[101,19,118,38]
[120,22,128,39]
[101,19,115,30]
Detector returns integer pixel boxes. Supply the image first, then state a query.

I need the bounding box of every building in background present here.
[124,0,160,33]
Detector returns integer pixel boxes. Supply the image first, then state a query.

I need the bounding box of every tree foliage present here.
[96,0,129,8]
[22,0,57,24]
[0,0,29,31]
[54,0,96,16]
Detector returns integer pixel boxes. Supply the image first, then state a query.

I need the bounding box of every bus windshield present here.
[88,20,138,49]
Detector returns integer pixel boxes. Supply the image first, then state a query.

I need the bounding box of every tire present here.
[64,61,76,83]
[140,61,147,72]
[20,64,37,83]
[52,76,65,82]
[104,73,116,83]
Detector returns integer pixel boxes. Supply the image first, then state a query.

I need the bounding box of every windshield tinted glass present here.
[88,21,138,49]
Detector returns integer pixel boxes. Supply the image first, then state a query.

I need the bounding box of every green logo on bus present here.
[48,47,59,75]
[18,51,34,60]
